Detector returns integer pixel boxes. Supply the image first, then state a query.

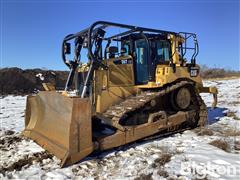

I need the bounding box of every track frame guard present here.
[23,91,94,167]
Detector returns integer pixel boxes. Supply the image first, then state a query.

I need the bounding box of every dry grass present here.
[134,173,153,180]
[157,168,169,178]
[234,141,240,151]
[200,66,240,79]
[196,128,214,136]
[150,151,172,178]
[209,140,230,152]
[226,111,240,120]
[228,101,240,106]
[152,153,172,168]
[153,153,172,167]
[223,129,240,137]
[0,151,53,175]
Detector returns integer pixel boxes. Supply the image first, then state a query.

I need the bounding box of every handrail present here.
[178,32,199,65]
[61,21,199,96]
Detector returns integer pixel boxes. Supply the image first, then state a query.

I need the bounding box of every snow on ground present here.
[0,78,240,179]
[0,96,26,133]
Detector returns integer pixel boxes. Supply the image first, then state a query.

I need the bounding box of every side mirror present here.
[64,43,71,54]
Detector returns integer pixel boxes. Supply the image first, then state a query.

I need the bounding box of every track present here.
[101,80,207,130]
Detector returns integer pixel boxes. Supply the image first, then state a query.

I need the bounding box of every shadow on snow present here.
[207,107,228,125]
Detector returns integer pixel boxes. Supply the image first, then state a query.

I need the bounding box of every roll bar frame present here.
[61,21,199,98]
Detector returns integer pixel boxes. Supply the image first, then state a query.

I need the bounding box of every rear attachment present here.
[199,86,218,108]
[23,92,93,167]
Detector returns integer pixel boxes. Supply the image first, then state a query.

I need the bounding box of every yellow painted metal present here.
[156,65,202,86]
[93,55,138,113]
[42,83,56,91]
[23,92,94,167]
[137,65,203,89]
[169,34,184,64]
[23,32,218,167]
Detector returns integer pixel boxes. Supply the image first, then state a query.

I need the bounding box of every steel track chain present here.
[102,81,207,127]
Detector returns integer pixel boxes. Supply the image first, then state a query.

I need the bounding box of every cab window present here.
[155,41,171,63]
[121,41,130,56]
[134,39,149,84]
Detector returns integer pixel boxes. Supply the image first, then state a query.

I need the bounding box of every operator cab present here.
[106,33,172,85]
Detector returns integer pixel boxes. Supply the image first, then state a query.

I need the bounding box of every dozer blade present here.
[22,91,94,167]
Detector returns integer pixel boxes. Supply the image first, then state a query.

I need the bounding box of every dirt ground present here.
[0,67,68,95]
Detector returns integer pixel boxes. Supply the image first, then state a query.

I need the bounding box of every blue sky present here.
[1,0,239,70]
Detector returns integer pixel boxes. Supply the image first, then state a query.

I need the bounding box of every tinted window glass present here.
[135,39,148,84]
[121,41,130,56]
[155,41,171,63]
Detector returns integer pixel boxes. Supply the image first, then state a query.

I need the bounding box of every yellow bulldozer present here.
[23,21,218,167]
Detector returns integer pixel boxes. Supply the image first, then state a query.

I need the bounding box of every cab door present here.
[134,39,149,85]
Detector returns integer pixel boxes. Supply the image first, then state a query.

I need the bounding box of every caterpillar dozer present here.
[23,21,218,167]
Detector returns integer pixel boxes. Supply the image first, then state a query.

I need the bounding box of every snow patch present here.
[0,78,240,179]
